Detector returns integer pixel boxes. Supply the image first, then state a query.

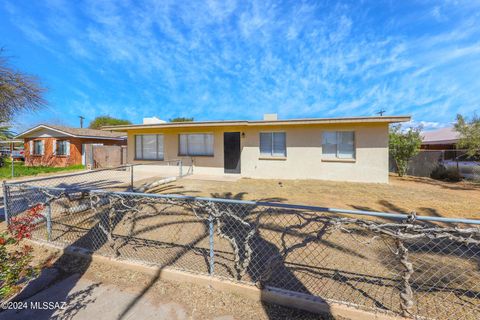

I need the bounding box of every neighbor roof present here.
[102,115,411,131]
[422,127,459,145]
[15,124,126,140]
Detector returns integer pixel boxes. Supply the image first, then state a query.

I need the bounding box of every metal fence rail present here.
[3,182,480,319]
[6,165,135,191]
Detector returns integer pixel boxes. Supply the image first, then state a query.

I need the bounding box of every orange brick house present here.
[16,125,126,167]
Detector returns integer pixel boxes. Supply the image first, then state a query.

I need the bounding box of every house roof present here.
[102,115,411,131]
[15,124,126,140]
[422,127,459,145]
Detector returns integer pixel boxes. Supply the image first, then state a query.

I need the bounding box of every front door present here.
[223,132,241,174]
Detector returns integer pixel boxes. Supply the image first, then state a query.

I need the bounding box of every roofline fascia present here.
[15,124,126,140]
[101,116,412,131]
[15,125,77,139]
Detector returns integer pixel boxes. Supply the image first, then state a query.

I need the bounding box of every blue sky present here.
[1,0,480,132]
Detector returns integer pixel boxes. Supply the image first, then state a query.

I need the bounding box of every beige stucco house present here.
[104,115,410,183]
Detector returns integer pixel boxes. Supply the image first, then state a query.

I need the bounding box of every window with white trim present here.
[179,133,214,156]
[33,140,43,155]
[135,134,164,160]
[56,140,69,156]
[322,131,355,159]
[259,132,286,157]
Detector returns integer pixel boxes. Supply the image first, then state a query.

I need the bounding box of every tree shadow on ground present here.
[394,175,480,191]
[11,188,477,319]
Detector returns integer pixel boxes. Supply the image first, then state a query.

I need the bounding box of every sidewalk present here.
[0,273,226,320]
[0,248,322,320]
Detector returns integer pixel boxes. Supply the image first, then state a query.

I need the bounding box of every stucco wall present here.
[127,122,389,183]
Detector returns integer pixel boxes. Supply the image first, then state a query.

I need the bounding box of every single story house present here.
[15,125,126,167]
[421,127,459,150]
[104,114,410,183]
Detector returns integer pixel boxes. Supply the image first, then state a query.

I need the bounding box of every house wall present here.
[24,137,124,167]
[127,122,389,183]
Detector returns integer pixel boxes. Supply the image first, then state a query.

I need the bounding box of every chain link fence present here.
[4,161,192,192]
[3,182,480,319]
[390,149,480,181]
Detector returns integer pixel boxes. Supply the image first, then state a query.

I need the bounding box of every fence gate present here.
[84,144,127,169]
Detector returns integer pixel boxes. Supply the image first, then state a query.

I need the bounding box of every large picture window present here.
[179,133,214,156]
[259,132,286,157]
[322,131,355,159]
[135,134,164,160]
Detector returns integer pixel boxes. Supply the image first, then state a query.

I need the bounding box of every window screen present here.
[33,141,43,155]
[259,132,286,157]
[179,134,214,156]
[135,135,164,160]
[56,140,69,156]
[322,131,355,159]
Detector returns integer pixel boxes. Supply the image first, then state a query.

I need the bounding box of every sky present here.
[1,0,480,133]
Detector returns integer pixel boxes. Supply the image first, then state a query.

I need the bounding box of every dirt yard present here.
[5,174,479,319]
[19,244,331,320]
[154,174,480,219]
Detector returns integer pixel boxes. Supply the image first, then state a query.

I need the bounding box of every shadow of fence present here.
[3,183,480,319]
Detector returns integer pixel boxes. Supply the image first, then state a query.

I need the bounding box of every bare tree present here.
[0,49,46,122]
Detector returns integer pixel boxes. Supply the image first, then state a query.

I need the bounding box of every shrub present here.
[389,124,422,177]
[0,204,43,300]
[430,165,462,182]
[445,167,462,182]
[430,165,448,180]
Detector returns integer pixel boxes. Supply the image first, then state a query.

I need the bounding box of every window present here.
[179,134,214,156]
[135,135,164,160]
[33,140,43,155]
[322,131,355,159]
[259,132,286,157]
[55,140,69,156]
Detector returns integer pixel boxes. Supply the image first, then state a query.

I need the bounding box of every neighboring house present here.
[15,125,126,167]
[421,127,459,150]
[104,114,410,183]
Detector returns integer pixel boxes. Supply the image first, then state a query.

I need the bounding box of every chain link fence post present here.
[179,159,183,177]
[45,203,52,241]
[209,213,215,276]
[11,154,14,178]
[130,164,134,191]
[2,181,10,225]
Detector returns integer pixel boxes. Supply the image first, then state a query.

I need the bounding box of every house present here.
[15,125,126,167]
[421,127,459,150]
[103,114,410,183]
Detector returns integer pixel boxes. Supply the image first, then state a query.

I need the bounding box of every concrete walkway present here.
[183,174,241,182]
[0,274,229,320]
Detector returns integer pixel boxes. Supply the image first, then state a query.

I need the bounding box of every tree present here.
[0,126,15,140]
[0,50,46,123]
[389,124,422,177]
[88,116,132,129]
[454,113,480,157]
[169,117,194,122]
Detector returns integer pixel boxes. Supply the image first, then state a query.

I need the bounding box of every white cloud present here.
[3,0,480,127]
